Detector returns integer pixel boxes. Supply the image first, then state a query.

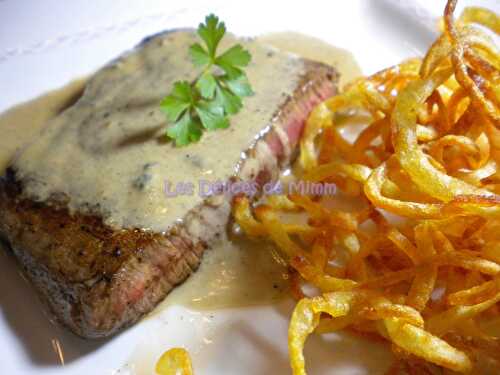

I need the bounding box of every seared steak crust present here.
[0,59,337,338]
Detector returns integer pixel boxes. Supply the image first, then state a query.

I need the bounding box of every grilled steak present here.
[0,30,337,338]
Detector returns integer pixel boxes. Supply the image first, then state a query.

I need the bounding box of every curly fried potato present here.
[234,0,500,373]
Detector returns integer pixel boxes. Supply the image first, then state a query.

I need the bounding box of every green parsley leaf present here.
[166,112,203,146]
[217,64,242,78]
[216,44,251,68]
[215,44,251,77]
[160,96,189,123]
[171,81,194,102]
[223,74,254,97]
[189,43,210,67]
[196,72,217,99]
[215,85,242,115]
[160,81,193,122]
[195,101,229,130]
[197,14,226,58]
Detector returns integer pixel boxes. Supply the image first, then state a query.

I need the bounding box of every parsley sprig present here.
[160,14,253,146]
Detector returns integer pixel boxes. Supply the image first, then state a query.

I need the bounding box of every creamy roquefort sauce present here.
[12,31,305,232]
[0,32,362,311]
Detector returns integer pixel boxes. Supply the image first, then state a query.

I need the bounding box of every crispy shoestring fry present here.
[445,0,500,125]
[230,1,500,374]
[383,318,473,372]
[155,348,193,375]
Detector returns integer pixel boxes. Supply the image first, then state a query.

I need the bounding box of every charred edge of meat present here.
[0,61,338,338]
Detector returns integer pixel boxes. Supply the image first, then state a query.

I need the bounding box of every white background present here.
[0,0,467,111]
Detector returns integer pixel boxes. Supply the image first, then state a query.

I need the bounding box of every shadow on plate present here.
[271,300,394,374]
[198,301,393,374]
[0,244,110,367]
[202,320,290,374]
[366,0,437,54]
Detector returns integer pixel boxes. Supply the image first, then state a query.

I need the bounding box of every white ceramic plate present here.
[0,1,497,374]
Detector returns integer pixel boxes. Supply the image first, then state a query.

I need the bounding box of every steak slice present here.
[0,30,337,338]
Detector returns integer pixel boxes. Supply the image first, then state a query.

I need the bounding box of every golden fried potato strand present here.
[156,348,193,375]
[233,1,500,373]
